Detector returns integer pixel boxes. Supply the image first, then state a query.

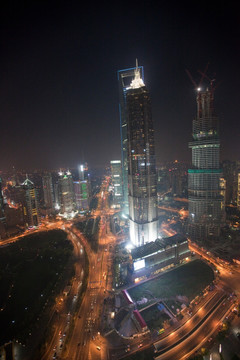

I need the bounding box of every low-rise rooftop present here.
[131,234,187,261]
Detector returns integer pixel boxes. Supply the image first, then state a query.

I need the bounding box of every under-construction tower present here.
[188,73,223,242]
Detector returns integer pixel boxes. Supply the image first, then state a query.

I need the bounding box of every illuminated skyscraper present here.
[126,62,158,247]
[74,180,89,213]
[78,164,85,181]
[188,86,223,241]
[22,176,40,227]
[118,64,144,214]
[110,160,123,208]
[58,171,75,218]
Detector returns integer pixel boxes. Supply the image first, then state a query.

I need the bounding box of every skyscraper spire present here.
[130,59,145,89]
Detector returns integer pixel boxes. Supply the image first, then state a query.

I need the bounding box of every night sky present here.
[0,1,239,170]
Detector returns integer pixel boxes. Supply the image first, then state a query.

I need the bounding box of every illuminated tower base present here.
[129,218,158,247]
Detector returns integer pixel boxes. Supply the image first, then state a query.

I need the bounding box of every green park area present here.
[128,259,215,310]
[0,230,73,345]
[141,303,170,330]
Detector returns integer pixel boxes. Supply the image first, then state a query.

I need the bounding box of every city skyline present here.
[0,1,239,170]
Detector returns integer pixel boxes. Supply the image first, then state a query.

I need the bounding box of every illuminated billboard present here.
[134,259,145,271]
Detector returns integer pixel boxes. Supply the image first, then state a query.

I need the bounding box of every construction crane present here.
[185,62,210,91]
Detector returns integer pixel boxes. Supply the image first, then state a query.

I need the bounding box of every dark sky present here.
[0,0,239,170]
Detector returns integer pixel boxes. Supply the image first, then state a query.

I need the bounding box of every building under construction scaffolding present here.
[188,83,223,242]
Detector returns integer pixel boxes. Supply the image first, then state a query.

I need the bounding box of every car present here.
[138,343,143,348]
[96,346,101,351]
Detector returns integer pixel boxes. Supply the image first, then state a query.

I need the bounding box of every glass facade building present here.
[22,177,40,227]
[126,64,158,247]
[74,180,89,213]
[117,65,144,214]
[110,160,123,208]
[42,174,54,212]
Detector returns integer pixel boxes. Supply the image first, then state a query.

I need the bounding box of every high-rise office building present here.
[118,64,144,214]
[58,171,75,218]
[78,164,85,181]
[42,174,54,213]
[74,180,89,213]
[22,176,40,227]
[188,86,223,241]
[168,161,188,197]
[220,177,226,211]
[222,160,240,205]
[110,160,123,208]
[126,62,158,247]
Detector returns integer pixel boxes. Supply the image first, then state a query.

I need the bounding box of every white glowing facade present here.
[126,62,158,247]
[110,160,123,208]
[58,171,75,218]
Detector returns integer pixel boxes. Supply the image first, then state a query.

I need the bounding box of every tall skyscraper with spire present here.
[118,63,144,214]
[126,61,158,247]
[188,84,223,241]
